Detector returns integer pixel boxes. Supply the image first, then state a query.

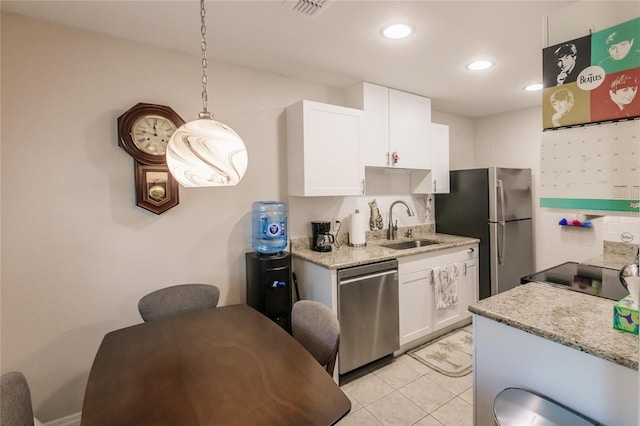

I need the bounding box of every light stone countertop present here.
[469,282,638,370]
[290,225,479,270]
[582,241,639,270]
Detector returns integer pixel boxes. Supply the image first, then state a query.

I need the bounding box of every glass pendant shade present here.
[166,117,248,187]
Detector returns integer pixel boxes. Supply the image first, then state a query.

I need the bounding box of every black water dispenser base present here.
[245,251,293,333]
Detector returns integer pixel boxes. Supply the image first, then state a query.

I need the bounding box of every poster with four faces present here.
[542,17,640,130]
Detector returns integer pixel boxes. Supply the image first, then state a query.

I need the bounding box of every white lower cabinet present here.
[398,259,433,345]
[399,244,478,347]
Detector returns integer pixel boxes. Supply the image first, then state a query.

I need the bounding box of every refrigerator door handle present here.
[498,221,505,265]
[497,179,505,223]
[497,179,505,265]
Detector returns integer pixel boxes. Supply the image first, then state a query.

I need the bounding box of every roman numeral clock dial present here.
[117,103,185,215]
[131,115,177,156]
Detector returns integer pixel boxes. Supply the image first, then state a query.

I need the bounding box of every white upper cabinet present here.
[286,100,364,197]
[430,123,450,193]
[389,89,431,169]
[410,122,450,194]
[345,82,431,170]
[344,82,389,168]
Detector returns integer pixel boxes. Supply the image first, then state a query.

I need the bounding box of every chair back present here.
[291,300,340,376]
[138,284,220,322]
[1,371,34,426]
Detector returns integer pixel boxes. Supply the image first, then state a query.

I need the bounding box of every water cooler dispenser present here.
[246,201,293,333]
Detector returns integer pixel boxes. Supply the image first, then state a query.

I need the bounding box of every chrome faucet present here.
[387,201,415,240]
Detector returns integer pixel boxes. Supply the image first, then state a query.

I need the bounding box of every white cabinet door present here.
[399,244,479,347]
[399,267,432,346]
[431,260,463,331]
[409,123,450,194]
[286,100,364,196]
[345,82,431,170]
[389,89,431,170]
[431,123,450,193]
[344,82,389,168]
[432,256,478,331]
[460,257,478,320]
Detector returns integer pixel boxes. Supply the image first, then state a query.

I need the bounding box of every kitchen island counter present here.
[290,231,478,270]
[469,281,637,369]
[470,282,638,426]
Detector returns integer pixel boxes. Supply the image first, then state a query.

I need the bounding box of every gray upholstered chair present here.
[138,284,220,322]
[291,300,340,376]
[1,371,35,426]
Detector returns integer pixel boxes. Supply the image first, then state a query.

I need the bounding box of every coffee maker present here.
[311,221,335,252]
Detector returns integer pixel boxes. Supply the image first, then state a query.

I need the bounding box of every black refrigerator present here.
[435,167,534,299]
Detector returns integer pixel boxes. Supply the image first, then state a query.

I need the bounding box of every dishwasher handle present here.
[339,269,397,285]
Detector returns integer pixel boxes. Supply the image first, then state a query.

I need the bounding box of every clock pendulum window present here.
[117,103,185,215]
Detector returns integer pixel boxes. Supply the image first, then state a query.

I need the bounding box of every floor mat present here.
[408,328,473,377]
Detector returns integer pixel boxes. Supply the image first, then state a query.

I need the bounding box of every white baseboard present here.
[42,412,81,426]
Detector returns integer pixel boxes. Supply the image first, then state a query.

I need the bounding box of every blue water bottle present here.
[252,201,288,254]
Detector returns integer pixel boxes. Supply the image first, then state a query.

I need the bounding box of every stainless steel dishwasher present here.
[338,259,399,375]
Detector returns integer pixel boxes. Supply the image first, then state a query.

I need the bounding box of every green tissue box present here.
[613,296,639,335]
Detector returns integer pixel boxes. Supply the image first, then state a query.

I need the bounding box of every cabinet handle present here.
[361,179,366,195]
[467,248,475,253]
[464,262,467,276]
[433,179,437,192]
[392,151,399,165]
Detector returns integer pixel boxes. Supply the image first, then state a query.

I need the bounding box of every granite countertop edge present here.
[290,232,480,270]
[469,282,638,370]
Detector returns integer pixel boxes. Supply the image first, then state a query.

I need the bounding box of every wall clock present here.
[117,103,185,215]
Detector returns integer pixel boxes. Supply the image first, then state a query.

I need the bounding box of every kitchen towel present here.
[432,264,459,309]
[349,210,367,246]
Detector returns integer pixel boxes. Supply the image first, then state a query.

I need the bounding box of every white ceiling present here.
[2,0,578,118]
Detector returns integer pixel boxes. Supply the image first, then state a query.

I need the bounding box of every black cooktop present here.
[521,261,629,301]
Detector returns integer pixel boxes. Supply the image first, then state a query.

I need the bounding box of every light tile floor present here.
[338,325,473,426]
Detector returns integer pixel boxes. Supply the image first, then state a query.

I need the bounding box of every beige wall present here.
[0,13,347,421]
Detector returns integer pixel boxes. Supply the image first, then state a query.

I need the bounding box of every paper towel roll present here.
[349,210,367,247]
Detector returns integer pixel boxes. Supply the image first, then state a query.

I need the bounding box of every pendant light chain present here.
[199,0,211,118]
[165,0,248,187]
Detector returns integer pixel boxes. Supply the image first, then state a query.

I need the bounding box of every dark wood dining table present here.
[81,304,350,425]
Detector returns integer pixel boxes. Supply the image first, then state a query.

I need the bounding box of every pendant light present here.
[166,0,248,187]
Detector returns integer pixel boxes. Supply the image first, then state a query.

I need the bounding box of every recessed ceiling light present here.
[467,60,494,71]
[524,83,543,91]
[383,24,412,40]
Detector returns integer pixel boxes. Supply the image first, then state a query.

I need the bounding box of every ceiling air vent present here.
[283,0,332,19]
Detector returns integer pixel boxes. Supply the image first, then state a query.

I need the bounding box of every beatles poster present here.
[542,17,640,130]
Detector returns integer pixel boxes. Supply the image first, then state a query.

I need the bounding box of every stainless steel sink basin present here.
[381,239,440,250]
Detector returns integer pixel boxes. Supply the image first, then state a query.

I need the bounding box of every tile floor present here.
[337,325,473,426]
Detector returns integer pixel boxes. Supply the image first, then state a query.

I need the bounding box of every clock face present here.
[130,115,178,156]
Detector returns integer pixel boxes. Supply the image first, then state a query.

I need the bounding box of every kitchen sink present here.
[381,239,440,250]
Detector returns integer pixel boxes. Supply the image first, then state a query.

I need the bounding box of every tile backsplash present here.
[603,216,640,245]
